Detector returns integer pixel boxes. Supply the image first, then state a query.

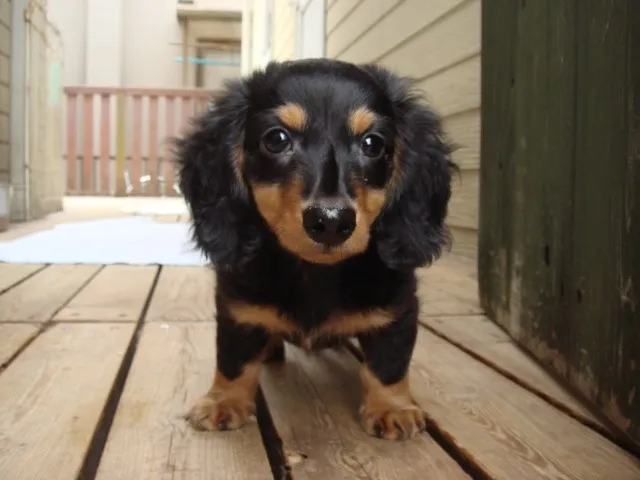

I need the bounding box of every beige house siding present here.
[271,0,296,61]
[49,0,242,89]
[326,0,481,260]
[0,0,10,186]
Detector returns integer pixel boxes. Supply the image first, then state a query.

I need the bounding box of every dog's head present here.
[176,59,455,271]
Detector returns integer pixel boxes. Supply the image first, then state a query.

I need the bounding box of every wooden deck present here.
[1,204,639,479]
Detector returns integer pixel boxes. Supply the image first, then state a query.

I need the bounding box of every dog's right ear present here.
[175,79,263,270]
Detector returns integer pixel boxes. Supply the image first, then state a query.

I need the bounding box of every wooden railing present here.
[64,86,218,196]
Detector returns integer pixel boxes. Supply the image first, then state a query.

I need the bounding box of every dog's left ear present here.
[361,64,457,270]
[174,79,263,270]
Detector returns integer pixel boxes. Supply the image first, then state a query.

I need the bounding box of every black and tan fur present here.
[175,59,455,441]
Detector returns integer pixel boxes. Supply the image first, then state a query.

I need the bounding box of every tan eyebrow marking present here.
[348,106,377,135]
[276,103,307,131]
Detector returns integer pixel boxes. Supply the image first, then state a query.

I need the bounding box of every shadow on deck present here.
[0,200,639,479]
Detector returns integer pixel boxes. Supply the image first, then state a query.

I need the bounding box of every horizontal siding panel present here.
[416,54,480,117]
[377,0,480,80]
[444,109,480,170]
[449,226,478,260]
[339,0,469,65]
[326,0,359,34]
[448,168,479,230]
[327,0,402,58]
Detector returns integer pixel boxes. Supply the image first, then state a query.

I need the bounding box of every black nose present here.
[303,205,356,246]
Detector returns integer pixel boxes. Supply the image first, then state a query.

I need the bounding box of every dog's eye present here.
[360,134,386,159]
[262,128,292,154]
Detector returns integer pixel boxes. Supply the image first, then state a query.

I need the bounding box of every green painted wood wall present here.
[479,0,640,446]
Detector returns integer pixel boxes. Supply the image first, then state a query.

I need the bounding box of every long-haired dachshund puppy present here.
[175,59,455,441]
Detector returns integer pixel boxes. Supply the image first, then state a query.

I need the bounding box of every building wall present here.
[0,0,10,187]
[242,0,297,73]
[48,0,242,89]
[271,0,296,61]
[326,0,481,260]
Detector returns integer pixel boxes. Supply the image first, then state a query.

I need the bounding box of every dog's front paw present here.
[186,394,256,432]
[361,404,427,440]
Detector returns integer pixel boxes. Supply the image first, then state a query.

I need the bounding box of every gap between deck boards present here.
[76,266,163,479]
[419,318,640,457]
[2,261,639,479]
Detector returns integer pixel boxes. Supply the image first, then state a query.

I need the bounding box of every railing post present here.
[81,93,94,194]
[99,93,111,195]
[164,94,176,196]
[131,93,143,195]
[66,92,78,194]
[115,90,126,196]
[148,95,159,195]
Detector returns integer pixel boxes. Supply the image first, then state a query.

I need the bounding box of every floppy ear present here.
[174,79,263,270]
[362,64,457,270]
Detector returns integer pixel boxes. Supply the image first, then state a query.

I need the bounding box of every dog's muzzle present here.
[302,204,356,247]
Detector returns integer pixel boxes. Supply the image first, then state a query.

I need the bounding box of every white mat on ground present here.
[0,217,207,266]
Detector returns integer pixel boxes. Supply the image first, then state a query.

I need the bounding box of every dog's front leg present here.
[186,315,270,432]
[356,304,427,440]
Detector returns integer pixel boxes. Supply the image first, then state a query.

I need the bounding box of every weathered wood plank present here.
[481,0,640,443]
[478,0,519,321]
[261,345,469,479]
[567,0,640,442]
[504,0,577,378]
[0,324,39,367]
[0,323,136,479]
[261,350,370,479]
[145,266,215,322]
[54,265,157,322]
[0,264,101,322]
[411,329,640,479]
[96,323,271,480]
[0,264,44,293]
[420,315,607,432]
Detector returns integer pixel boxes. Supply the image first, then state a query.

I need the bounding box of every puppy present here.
[176,59,455,441]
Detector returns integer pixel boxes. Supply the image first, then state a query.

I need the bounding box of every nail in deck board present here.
[261,345,469,479]
[410,330,640,479]
[96,323,271,480]
[54,265,158,322]
[0,264,44,293]
[0,323,136,479]
[145,266,215,322]
[0,264,102,322]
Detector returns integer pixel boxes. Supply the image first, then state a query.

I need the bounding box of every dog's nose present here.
[303,205,356,246]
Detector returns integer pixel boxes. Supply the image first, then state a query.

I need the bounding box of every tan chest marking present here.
[227,302,396,346]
